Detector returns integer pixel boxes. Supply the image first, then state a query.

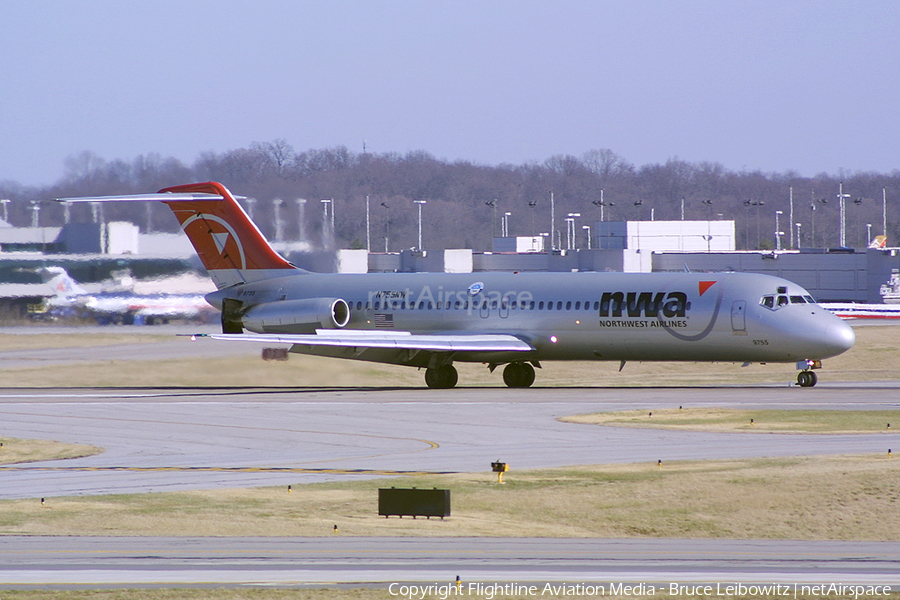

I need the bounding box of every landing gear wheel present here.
[503,362,536,388]
[797,371,818,388]
[424,364,458,389]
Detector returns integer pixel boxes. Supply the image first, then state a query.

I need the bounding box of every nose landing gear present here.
[796,359,822,387]
[796,370,818,387]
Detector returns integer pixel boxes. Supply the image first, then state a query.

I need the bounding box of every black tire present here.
[503,362,535,388]
[520,362,535,387]
[437,364,458,389]
[425,365,458,389]
[797,371,818,387]
[425,368,441,389]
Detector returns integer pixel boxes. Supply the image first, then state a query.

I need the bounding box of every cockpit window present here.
[763,292,818,310]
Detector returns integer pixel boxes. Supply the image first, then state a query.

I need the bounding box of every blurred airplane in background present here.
[35,266,214,325]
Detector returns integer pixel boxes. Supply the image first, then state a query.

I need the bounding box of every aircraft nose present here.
[821,319,855,357]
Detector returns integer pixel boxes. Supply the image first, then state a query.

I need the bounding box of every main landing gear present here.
[502,362,536,388]
[424,364,458,389]
[423,362,537,389]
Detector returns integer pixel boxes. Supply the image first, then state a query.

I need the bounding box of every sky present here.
[2,0,899,186]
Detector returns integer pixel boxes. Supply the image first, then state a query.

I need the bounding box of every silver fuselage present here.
[206,270,855,368]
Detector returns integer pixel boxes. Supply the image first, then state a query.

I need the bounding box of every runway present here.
[1,384,899,499]
[1,383,899,588]
[0,537,897,589]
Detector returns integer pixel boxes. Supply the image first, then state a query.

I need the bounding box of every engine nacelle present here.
[241,298,350,334]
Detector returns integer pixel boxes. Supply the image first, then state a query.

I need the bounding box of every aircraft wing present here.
[208,330,534,352]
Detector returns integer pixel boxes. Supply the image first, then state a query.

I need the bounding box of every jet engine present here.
[240,298,351,334]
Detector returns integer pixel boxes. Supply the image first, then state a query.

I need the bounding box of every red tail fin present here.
[159,182,295,289]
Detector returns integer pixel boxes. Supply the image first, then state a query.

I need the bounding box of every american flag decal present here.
[373,313,394,328]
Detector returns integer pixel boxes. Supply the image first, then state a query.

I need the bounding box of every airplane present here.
[58,182,855,388]
[35,266,213,325]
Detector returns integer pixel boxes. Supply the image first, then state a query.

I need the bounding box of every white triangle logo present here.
[212,232,230,254]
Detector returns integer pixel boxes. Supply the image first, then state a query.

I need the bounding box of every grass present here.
[0,437,101,465]
[561,408,900,433]
[2,454,898,540]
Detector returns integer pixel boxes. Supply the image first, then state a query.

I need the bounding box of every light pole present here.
[272,198,284,242]
[528,200,538,236]
[775,210,783,250]
[321,199,334,249]
[295,198,307,242]
[566,213,581,250]
[30,202,40,228]
[414,200,426,251]
[838,182,851,247]
[549,192,555,251]
[502,212,511,238]
[365,195,371,252]
[0,199,9,223]
[867,223,873,246]
[795,223,802,248]
[381,202,390,252]
[485,199,498,240]
[583,225,592,250]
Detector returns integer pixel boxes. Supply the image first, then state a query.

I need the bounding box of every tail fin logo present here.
[211,232,230,255]
[179,213,247,270]
[159,183,294,286]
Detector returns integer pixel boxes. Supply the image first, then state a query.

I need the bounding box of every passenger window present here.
[557,301,563,310]
[575,301,581,310]
[593,301,600,311]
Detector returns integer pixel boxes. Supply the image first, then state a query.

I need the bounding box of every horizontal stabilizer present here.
[210,330,534,353]
[56,192,226,203]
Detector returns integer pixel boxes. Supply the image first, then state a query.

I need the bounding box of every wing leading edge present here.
[209,330,534,352]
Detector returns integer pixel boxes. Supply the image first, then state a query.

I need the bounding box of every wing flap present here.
[209,330,533,352]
